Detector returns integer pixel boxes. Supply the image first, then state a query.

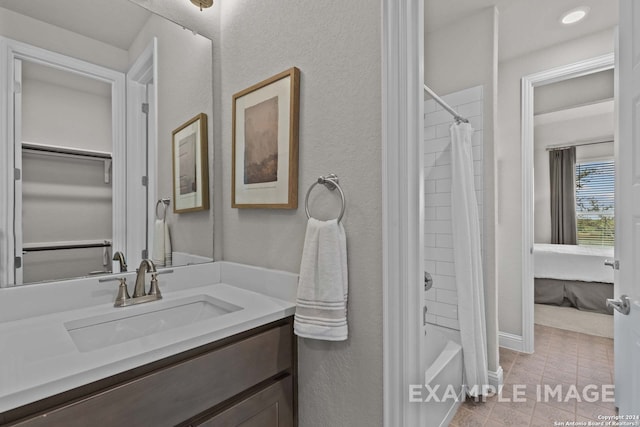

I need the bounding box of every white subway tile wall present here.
[423,85,483,331]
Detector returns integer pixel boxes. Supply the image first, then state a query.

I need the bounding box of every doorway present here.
[521,54,615,352]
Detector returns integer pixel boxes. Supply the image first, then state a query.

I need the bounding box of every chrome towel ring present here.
[156,198,170,221]
[305,173,345,223]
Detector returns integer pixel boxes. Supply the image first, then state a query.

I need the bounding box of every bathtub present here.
[423,323,464,427]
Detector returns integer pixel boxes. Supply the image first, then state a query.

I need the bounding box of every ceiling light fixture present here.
[560,6,590,25]
[190,0,213,11]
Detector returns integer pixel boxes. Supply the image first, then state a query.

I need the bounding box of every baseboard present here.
[440,388,464,427]
[498,331,525,352]
[488,366,504,388]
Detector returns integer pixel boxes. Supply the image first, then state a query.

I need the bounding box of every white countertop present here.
[0,262,298,414]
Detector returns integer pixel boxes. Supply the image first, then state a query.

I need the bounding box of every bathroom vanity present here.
[0,262,298,427]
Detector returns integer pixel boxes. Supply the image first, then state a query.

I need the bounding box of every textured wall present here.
[497,29,615,336]
[219,1,382,426]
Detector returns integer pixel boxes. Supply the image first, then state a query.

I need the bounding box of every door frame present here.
[126,38,158,268]
[382,0,425,426]
[0,36,126,286]
[520,53,615,352]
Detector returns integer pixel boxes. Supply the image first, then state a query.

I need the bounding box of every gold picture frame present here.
[172,113,209,213]
[232,67,300,209]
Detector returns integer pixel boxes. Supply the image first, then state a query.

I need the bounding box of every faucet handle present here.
[148,273,162,298]
[114,278,131,307]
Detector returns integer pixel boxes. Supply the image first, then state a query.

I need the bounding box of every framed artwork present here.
[172,113,209,213]
[232,67,300,209]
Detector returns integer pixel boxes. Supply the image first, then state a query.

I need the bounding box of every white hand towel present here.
[164,221,172,266]
[294,218,348,341]
[152,219,170,266]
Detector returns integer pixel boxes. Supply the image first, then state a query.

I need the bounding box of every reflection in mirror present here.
[0,0,214,287]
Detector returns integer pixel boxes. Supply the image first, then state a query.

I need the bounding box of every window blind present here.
[575,160,615,246]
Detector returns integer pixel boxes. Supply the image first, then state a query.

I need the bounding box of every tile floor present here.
[451,324,616,426]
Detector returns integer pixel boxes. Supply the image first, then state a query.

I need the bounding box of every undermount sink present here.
[65,295,242,352]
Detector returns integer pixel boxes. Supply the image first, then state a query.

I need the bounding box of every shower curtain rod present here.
[545,138,614,151]
[423,84,469,124]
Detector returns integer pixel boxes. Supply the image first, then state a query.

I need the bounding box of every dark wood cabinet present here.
[194,377,293,427]
[0,317,297,427]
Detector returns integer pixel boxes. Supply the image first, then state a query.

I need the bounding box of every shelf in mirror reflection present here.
[0,0,215,287]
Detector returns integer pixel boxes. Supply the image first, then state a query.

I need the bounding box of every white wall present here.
[22,74,112,151]
[425,7,500,374]
[497,28,615,336]
[534,69,614,114]
[424,86,484,330]
[219,1,382,426]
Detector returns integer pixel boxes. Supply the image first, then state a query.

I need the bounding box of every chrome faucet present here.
[112,251,128,272]
[133,259,158,298]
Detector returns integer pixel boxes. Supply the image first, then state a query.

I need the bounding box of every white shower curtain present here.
[450,122,489,397]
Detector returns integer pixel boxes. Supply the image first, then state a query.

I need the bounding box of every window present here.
[575,160,615,246]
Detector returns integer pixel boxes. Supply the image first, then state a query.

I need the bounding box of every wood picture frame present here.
[232,67,300,209]
[172,113,209,213]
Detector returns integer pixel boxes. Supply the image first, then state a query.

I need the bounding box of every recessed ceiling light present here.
[560,6,590,25]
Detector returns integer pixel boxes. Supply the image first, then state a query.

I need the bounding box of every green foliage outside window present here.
[575,160,615,246]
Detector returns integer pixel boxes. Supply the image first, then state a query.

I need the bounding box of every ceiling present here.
[0,0,152,50]
[425,0,619,61]
[1,1,618,64]
[0,0,217,51]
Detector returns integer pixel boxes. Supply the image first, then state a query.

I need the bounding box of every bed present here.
[533,243,614,315]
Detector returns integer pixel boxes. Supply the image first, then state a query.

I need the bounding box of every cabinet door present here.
[196,377,293,427]
[10,324,292,427]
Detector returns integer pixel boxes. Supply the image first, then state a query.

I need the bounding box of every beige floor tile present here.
[513,359,546,373]
[494,395,536,415]
[576,400,617,420]
[546,361,577,375]
[577,366,611,383]
[461,398,495,419]
[507,371,543,385]
[532,402,575,424]
[451,325,618,427]
[577,357,610,371]
[529,417,555,427]
[543,397,576,416]
[541,369,577,384]
[489,403,533,426]
[451,407,486,427]
[483,419,506,427]
[535,324,556,333]
[578,350,609,364]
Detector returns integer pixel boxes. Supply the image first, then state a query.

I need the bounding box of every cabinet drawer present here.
[195,376,293,427]
[13,324,292,427]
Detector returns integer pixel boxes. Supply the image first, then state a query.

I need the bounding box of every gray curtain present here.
[549,147,577,244]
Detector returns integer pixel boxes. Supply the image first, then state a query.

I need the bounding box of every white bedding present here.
[533,243,614,283]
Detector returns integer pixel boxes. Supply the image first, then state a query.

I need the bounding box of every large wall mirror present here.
[0,0,214,287]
